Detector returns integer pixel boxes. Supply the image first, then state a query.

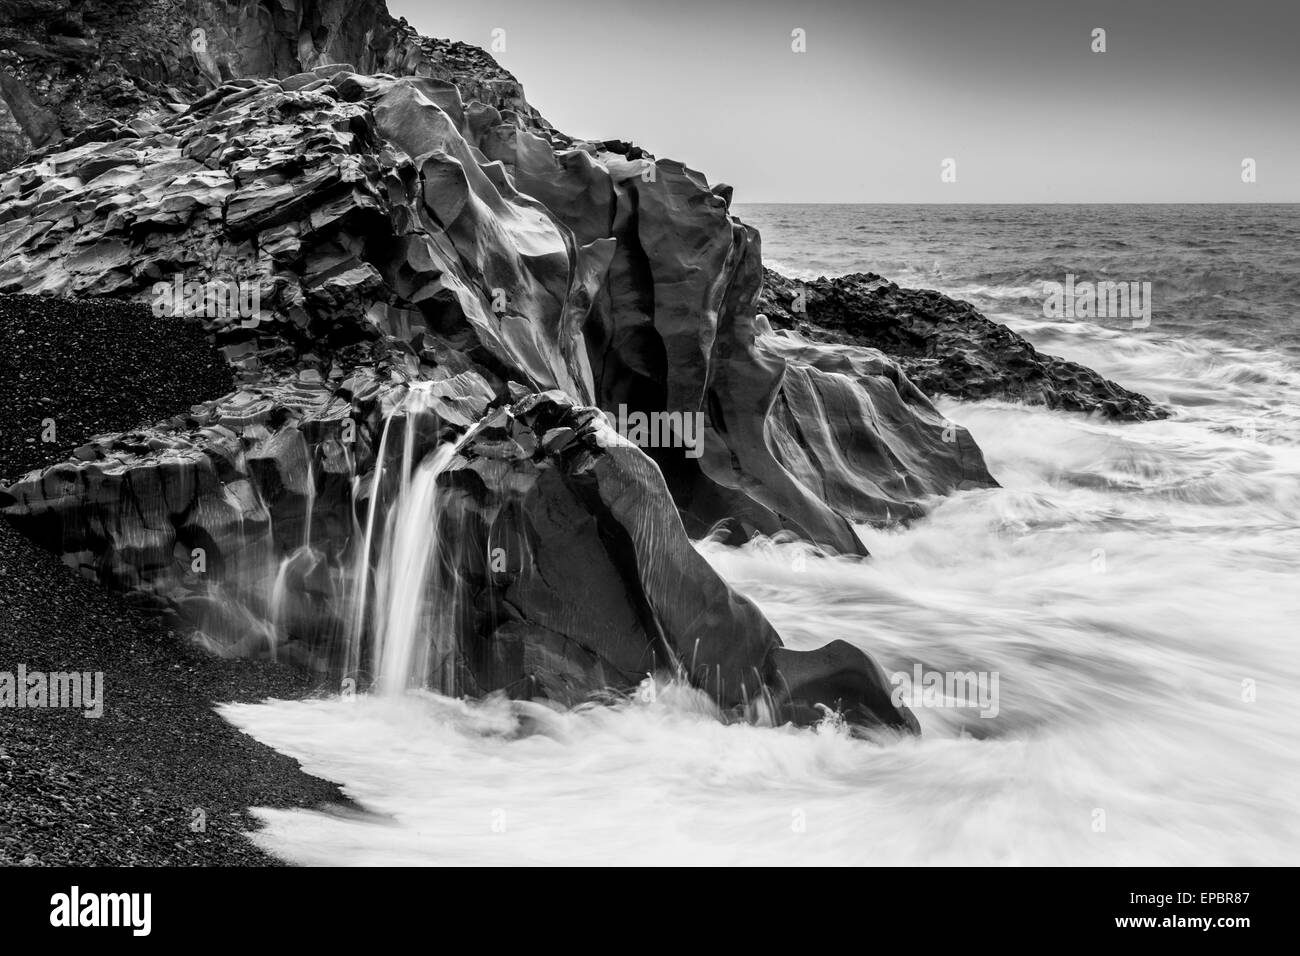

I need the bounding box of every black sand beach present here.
[0,294,350,865]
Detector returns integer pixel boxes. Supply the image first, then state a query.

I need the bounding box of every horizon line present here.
[732,200,1300,206]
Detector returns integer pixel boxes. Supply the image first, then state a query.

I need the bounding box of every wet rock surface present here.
[0,0,544,169]
[0,5,1157,741]
[0,68,994,557]
[442,391,783,709]
[758,268,1169,421]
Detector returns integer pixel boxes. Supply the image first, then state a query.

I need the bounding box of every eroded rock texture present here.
[0,70,994,547]
[18,0,1218,735]
[0,367,911,731]
[0,0,541,168]
[758,269,1168,421]
[0,62,962,731]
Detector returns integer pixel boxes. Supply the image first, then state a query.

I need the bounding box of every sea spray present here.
[218,203,1300,865]
[220,385,1300,865]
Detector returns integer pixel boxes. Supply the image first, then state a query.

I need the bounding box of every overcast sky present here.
[390,0,1299,203]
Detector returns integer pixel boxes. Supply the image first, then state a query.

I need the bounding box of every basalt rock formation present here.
[0,0,540,169]
[0,342,911,731]
[0,3,1171,737]
[0,57,961,733]
[1,0,1174,739]
[758,269,1169,421]
[0,68,995,548]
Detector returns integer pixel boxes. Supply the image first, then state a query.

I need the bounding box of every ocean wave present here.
[214,205,1300,866]
[218,393,1300,865]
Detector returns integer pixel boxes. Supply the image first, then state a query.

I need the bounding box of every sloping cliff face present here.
[0,0,540,164]
[0,1,1171,736]
[0,69,994,549]
[0,60,968,732]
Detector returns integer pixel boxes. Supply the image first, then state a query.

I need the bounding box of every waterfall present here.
[265,446,320,662]
[342,383,474,697]
[344,409,396,681]
[371,443,460,695]
[268,559,290,661]
[212,380,479,694]
[302,451,316,548]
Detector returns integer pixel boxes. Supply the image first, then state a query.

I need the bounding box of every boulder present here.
[3,6,1169,737]
[0,73,998,556]
[758,268,1168,421]
[0,61,989,733]
[0,376,917,731]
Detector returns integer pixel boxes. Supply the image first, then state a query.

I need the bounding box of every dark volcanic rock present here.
[441,391,783,708]
[0,72,995,554]
[444,388,919,731]
[0,373,919,732]
[0,96,27,169]
[497,137,996,550]
[1,369,371,603]
[771,641,920,734]
[0,60,990,732]
[0,0,547,170]
[752,321,995,519]
[0,11,1070,735]
[757,268,1168,421]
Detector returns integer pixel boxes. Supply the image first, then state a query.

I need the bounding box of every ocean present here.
[220,204,1300,865]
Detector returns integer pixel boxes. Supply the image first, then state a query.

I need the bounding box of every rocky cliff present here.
[0,58,959,732]
[0,1,1161,735]
[0,0,541,167]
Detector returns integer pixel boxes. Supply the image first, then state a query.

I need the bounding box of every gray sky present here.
[391,0,1299,203]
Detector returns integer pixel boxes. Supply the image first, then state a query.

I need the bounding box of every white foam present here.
[218,266,1300,865]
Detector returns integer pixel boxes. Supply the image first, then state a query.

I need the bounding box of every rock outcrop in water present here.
[758,269,1168,421]
[0,52,960,732]
[0,68,994,548]
[0,0,1162,735]
[0,343,911,731]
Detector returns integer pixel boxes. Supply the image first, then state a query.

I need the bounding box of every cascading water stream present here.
[371,443,460,696]
[345,410,396,680]
[341,382,481,697]
[302,453,316,548]
[267,560,290,661]
[266,449,320,661]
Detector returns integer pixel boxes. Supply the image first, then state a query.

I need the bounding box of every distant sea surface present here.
[738,203,1300,359]
[223,204,1300,865]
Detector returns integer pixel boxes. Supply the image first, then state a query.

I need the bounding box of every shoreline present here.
[0,293,354,866]
[0,518,358,866]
